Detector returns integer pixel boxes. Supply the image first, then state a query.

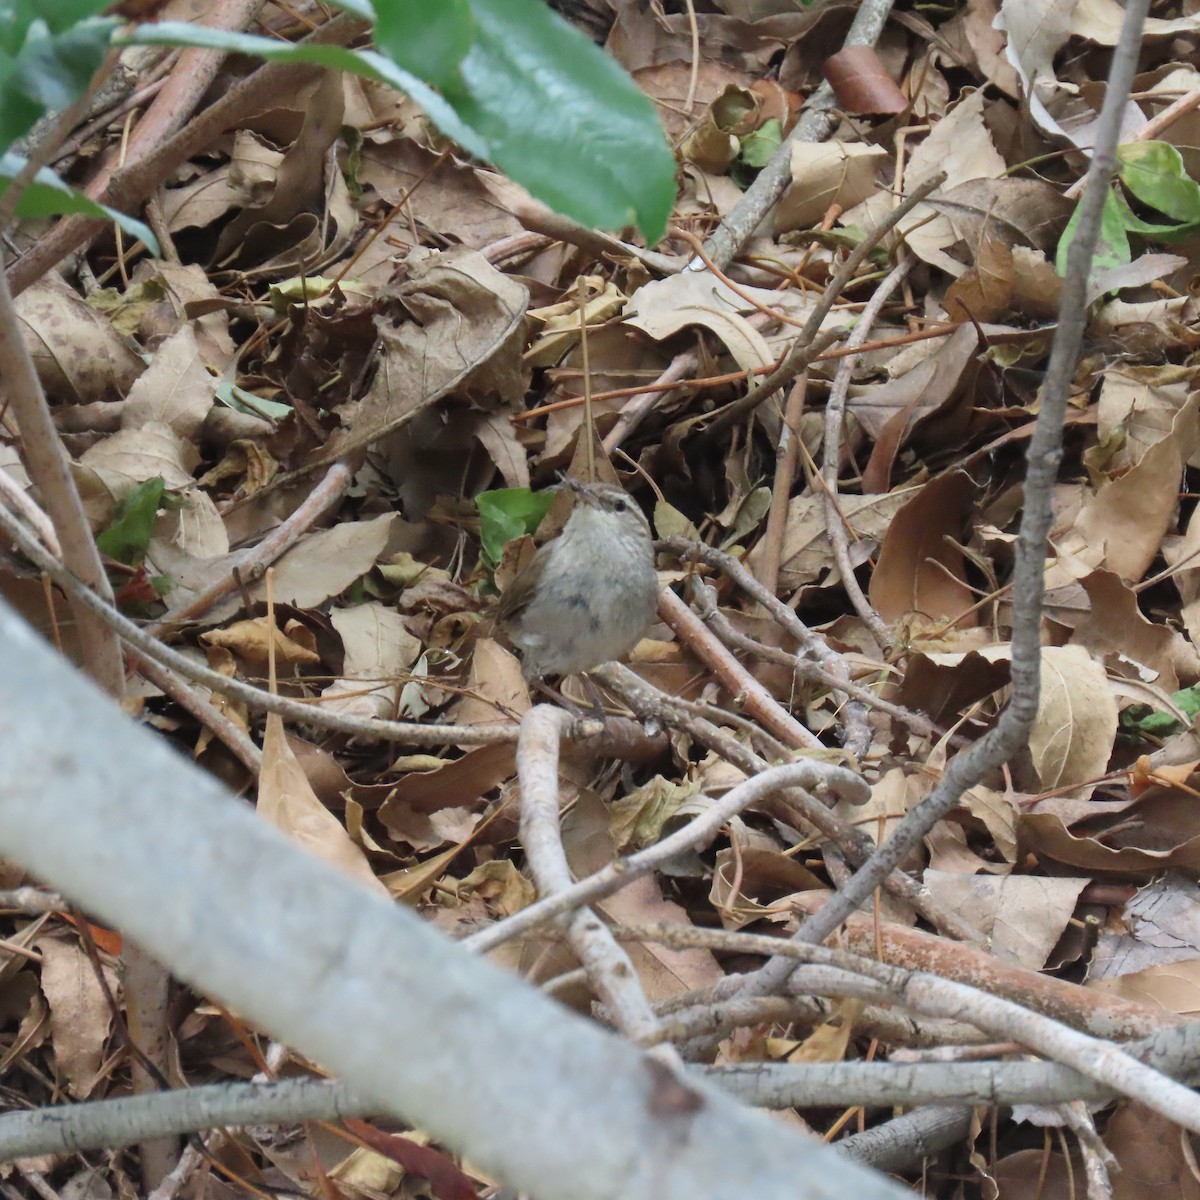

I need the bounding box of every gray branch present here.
[0,599,910,1200]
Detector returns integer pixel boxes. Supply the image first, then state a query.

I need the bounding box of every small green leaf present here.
[475,487,554,567]
[1056,186,1129,277]
[213,378,294,420]
[1171,684,1200,720]
[739,118,782,170]
[1118,141,1200,226]
[1119,704,1180,739]
[1108,184,1185,238]
[327,0,376,17]
[12,17,116,110]
[96,477,166,566]
[0,152,160,250]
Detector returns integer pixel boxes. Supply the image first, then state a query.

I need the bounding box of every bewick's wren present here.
[496,479,659,679]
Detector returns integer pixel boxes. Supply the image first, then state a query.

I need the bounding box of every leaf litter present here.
[4,0,1200,1195]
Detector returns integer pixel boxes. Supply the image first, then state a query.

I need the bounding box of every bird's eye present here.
[612,498,627,512]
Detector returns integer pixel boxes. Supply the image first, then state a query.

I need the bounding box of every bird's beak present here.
[561,477,601,508]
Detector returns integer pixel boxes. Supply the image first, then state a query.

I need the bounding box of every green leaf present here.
[1118,141,1200,225]
[1119,704,1180,739]
[1108,183,1185,238]
[739,118,782,170]
[1171,684,1200,720]
[373,0,474,91]
[0,15,119,150]
[2,1,114,39]
[453,0,675,242]
[0,152,160,251]
[475,487,554,567]
[96,476,166,566]
[1056,186,1129,277]
[123,0,677,243]
[214,378,293,420]
[12,17,115,109]
[119,25,491,159]
[327,0,376,17]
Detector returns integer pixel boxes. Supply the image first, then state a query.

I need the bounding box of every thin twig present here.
[659,537,872,753]
[820,255,916,650]
[687,579,938,741]
[147,460,354,636]
[756,375,807,599]
[593,662,981,943]
[515,706,662,1043]
[656,588,822,750]
[623,924,1200,1133]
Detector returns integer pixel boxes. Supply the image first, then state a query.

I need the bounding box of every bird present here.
[495,478,659,681]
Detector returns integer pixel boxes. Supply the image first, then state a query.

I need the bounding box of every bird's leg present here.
[529,675,585,718]
[579,672,610,721]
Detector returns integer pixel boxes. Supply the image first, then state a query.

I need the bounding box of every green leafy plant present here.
[0,3,159,244]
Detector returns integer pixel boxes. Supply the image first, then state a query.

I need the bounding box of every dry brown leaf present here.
[1102,1102,1200,1199]
[313,248,528,469]
[379,743,517,829]
[822,45,907,115]
[259,714,389,898]
[747,487,917,592]
[1075,391,1200,583]
[869,471,976,629]
[1028,645,1117,797]
[35,938,118,1099]
[16,276,143,404]
[922,871,1087,969]
[774,141,887,233]
[202,617,321,668]
[321,602,422,720]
